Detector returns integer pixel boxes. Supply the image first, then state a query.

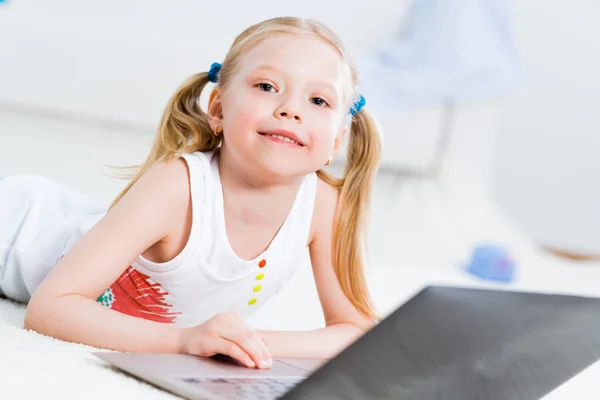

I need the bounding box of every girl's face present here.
[210,34,351,179]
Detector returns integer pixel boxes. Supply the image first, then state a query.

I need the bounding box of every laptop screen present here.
[283,286,600,400]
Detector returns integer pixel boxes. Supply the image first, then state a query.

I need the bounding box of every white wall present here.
[2,0,444,171]
[491,0,600,254]
[0,0,410,127]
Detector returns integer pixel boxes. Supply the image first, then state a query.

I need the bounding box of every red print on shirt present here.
[97,266,181,324]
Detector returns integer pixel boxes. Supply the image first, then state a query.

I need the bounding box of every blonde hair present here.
[110,17,382,320]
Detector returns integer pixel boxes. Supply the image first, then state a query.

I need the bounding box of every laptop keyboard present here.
[179,377,303,399]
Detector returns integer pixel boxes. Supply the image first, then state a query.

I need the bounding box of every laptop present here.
[94,286,600,399]
[93,351,326,400]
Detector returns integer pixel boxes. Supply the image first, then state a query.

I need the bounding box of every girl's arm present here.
[26,159,271,368]
[24,160,192,353]
[257,179,375,359]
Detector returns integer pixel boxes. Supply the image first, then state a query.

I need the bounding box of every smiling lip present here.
[259,129,305,146]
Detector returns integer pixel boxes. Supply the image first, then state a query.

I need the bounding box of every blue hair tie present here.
[207,62,222,83]
[349,94,366,116]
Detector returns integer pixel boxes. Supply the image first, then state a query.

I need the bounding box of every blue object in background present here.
[465,244,516,283]
[357,0,522,115]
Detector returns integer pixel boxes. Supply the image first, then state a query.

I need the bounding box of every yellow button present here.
[248,298,257,305]
[253,285,262,293]
[256,273,264,281]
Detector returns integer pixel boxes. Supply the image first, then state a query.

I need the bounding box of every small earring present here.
[213,124,222,136]
[325,158,332,166]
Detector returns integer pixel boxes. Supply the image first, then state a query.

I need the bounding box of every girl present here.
[0,16,382,370]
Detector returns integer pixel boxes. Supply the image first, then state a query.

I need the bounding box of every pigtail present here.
[109,72,220,208]
[317,108,382,321]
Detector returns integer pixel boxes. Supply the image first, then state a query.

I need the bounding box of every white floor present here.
[2,107,600,399]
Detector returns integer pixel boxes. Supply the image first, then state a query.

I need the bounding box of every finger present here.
[250,331,272,368]
[242,328,271,369]
[238,323,271,367]
[216,339,256,369]
[221,313,271,369]
[222,328,269,369]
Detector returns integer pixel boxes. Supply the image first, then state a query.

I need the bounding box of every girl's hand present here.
[178,312,272,369]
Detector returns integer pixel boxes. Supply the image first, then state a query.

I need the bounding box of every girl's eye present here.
[257,83,276,92]
[311,97,329,107]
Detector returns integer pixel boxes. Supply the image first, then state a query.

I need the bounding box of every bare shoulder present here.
[308,176,340,244]
[133,157,191,200]
[120,157,192,209]
[110,157,193,241]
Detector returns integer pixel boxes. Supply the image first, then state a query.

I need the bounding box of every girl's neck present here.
[216,146,306,235]
[216,146,304,194]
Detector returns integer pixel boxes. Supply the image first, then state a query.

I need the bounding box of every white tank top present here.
[96,150,318,327]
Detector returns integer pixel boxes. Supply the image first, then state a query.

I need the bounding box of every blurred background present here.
[1,0,599,328]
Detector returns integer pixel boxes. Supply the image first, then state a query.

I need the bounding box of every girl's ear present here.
[332,126,348,157]
[207,88,224,131]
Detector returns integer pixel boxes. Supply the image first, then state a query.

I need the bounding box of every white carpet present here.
[0,298,177,399]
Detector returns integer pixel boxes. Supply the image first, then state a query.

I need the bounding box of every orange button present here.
[258,259,266,268]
